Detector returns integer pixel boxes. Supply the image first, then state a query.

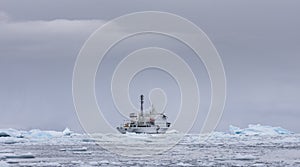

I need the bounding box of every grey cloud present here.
[0,18,105,56]
[0,17,105,131]
[0,11,10,22]
[0,1,299,133]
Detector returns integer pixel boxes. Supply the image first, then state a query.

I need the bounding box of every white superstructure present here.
[116,95,171,134]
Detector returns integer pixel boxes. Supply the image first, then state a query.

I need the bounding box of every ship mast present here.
[140,94,144,117]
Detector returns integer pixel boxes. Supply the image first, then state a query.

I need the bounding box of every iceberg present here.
[28,129,63,139]
[229,124,293,135]
[63,128,72,136]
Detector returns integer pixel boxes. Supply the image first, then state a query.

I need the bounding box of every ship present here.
[116,95,171,134]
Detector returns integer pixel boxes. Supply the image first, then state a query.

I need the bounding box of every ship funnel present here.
[140,95,144,116]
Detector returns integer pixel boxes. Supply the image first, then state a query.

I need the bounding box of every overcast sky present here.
[0,1,299,133]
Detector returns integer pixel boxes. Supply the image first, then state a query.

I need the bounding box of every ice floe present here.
[176,162,193,166]
[0,125,299,166]
[0,161,9,167]
[0,124,296,148]
[3,152,34,159]
[233,154,257,161]
[70,147,88,152]
[0,132,9,138]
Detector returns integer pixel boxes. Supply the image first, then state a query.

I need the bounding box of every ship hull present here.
[116,126,168,134]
